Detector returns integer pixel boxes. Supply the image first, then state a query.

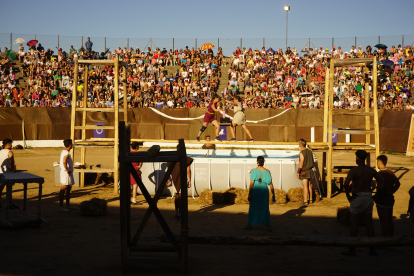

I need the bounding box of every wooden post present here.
[178,139,188,274]
[364,66,370,145]
[373,56,380,170]
[119,121,129,273]
[80,67,88,187]
[114,59,120,193]
[123,66,127,123]
[22,119,26,149]
[323,67,329,143]
[327,59,335,198]
[322,152,326,192]
[70,58,79,160]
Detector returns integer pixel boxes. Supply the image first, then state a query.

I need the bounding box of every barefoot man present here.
[342,150,385,256]
[196,94,222,142]
[167,145,193,220]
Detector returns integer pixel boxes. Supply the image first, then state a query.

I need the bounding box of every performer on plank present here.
[225,96,254,142]
[297,139,314,205]
[167,144,193,220]
[197,94,222,141]
[130,142,143,205]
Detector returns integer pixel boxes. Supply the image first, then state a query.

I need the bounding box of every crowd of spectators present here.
[0,39,413,111]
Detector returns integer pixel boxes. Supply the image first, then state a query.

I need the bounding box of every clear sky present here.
[1,0,414,55]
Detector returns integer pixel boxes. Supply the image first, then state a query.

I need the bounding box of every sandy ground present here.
[0,148,413,276]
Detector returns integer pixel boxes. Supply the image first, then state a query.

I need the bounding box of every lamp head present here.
[284,5,290,11]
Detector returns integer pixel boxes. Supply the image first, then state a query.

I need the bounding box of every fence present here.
[1,33,414,57]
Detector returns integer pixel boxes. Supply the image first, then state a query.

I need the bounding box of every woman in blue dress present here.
[245,156,275,230]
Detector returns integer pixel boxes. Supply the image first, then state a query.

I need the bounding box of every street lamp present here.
[284,5,290,51]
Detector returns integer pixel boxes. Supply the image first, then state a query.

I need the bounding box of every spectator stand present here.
[118,122,189,274]
[70,58,128,192]
[310,57,380,198]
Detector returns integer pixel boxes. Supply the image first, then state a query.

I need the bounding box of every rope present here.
[149,107,290,124]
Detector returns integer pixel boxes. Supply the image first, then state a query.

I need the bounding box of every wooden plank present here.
[74,125,115,130]
[373,56,380,169]
[333,58,373,67]
[75,108,116,112]
[81,67,88,188]
[332,129,375,135]
[364,66,371,145]
[114,58,119,194]
[74,142,115,146]
[340,113,374,116]
[70,58,79,160]
[160,235,414,247]
[327,59,334,199]
[131,162,176,245]
[323,67,329,143]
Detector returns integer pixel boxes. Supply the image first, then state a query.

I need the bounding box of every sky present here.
[1,0,414,55]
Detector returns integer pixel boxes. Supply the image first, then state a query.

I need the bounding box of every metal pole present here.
[10,33,12,50]
[263,38,265,48]
[355,36,356,48]
[82,36,83,47]
[127,38,129,49]
[285,11,288,50]
[218,38,219,49]
[309,38,310,49]
[402,35,404,47]
[195,38,197,50]
[105,37,106,51]
[58,35,60,49]
[35,34,36,40]
[378,36,380,44]
[332,37,334,48]
[240,38,242,49]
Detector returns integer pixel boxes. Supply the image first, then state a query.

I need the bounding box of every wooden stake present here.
[364,66,370,145]
[373,56,380,170]
[114,59,120,193]
[70,58,79,160]
[80,66,88,187]
[323,67,329,143]
[22,119,26,149]
[327,59,334,198]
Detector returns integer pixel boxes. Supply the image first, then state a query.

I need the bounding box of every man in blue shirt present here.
[85,37,93,53]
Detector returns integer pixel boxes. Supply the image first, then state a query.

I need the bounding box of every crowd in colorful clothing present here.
[0,40,413,110]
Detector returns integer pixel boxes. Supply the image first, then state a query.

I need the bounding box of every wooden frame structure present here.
[317,57,380,198]
[70,58,128,192]
[118,122,189,273]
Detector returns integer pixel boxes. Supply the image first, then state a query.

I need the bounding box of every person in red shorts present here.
[130,142,143,204]
[196,94,222,141]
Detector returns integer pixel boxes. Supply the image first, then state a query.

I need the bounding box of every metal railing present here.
[1,33,414,57]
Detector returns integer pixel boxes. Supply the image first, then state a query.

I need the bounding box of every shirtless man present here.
[342,150,386,256]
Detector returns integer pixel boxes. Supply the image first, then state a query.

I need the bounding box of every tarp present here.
[0,108,23,140]
[380,110,414,152]
[46,108,71,140]
[15,108,52,140]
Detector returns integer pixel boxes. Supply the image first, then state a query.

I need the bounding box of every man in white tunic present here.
[59,139,77,212]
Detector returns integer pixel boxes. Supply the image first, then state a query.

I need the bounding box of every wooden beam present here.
[123,66,128,123]
[70,58,79,161]
[323,67,329,143]
[373,56,380,170]
[327,59,334,199]
[160,235,414,247]
[340,112,374,117]
[333,58,373,67]
[81,66,88,188]
[332,129,375,135]
[179,139,189,274]
[364,66,371,145]
[74,125,115,130]
[114,58,120,194]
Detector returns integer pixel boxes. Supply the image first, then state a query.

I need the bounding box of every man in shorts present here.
[59,139,77,212]
[0,139,17,209]
[166,145,193,220]
[342,150,385,256]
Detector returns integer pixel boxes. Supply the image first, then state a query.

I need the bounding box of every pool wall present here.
[138,150,320,197]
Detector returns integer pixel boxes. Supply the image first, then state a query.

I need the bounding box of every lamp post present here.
[284,5,290,51]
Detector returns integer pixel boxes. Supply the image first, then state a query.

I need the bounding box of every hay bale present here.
[80,198,107,216]
[337,207,365,226]
[287,187,304,202]
[271,189,287,204]
[198,189,225,205]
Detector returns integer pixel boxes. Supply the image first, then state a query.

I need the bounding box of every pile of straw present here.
[198,189,225,205]
[287,187,304,202]
[272,189,288,204]
[223,188,250,204]
[80,198,107,216]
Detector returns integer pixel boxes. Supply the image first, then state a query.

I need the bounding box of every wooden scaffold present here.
[118,122,189,273]
[310,57,380,198]
[70,59,128,192]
